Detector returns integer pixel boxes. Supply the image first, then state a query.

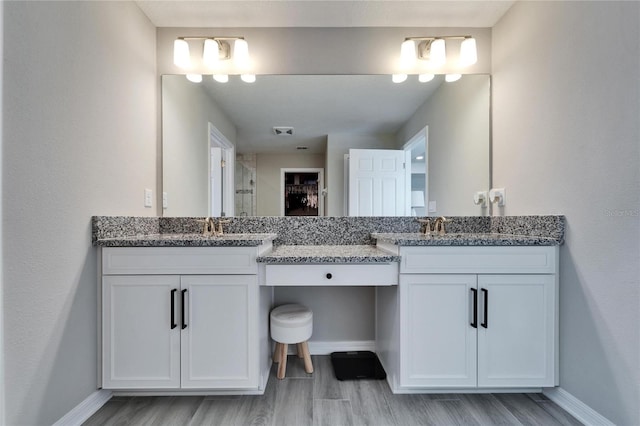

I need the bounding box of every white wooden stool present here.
[270,304,314,379]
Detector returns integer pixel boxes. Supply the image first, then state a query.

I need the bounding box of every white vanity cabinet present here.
[100,246,270,391]
[376,245,559,391]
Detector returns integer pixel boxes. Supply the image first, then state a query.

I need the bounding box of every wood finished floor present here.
[84,355,582,426]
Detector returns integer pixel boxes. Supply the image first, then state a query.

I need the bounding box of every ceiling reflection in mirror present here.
[162,74,490,218]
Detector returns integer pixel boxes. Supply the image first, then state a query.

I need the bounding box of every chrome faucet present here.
[433,216,448,236]
[216,218,231,235]
[416,218,432,236]
[197,217,217,236]
[416,217,448,236]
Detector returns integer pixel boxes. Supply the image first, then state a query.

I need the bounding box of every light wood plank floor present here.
[84,355,582,426]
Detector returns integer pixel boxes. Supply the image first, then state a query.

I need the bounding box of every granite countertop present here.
[371,232,562,246]
[256,245,401,264]
[94,233,278,247]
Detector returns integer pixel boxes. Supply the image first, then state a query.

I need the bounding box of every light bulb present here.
[459,37,477,67]
[445,73,462,82]
[173,39,191,69]
[213,74,229,83]
[186,74,202,83]
[241,74,256,83]
[392,74,408,83]
[418,73,435,83]
[400,39,416,69]
[203,39,220,68]
[429,38,446,67]
[234,39,250,70]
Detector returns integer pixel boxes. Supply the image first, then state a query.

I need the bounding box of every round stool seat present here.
[270,304,313,344]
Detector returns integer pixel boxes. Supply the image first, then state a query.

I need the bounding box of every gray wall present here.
[162,76,237,216]
[492,2,639,425]
[2,2,156,424]
[398,75,490,216]
[0,2,4,422]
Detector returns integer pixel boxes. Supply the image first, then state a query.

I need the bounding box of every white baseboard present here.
[543,387,614,426]
[53,389,112,426]
[282,340,376,355]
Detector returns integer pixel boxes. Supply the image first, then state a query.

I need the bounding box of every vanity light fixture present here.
[392,74,408,83]
[418,73,435,83]
[445,73,462,82]
[393,35,477,83]
[428,38,446,66]
[400,39,417,69]
[173,39,191,69]
[459,37,478,67]
[233,39,250,70]
[186,74,203,83]
[202,39,221,68]
[173,36,255,83]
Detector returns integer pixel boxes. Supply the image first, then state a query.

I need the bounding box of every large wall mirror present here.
[162,74,490,217]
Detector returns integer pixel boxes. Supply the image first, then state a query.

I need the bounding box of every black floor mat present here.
[330,351,387,381]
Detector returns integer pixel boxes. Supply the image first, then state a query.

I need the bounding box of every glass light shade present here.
[186,74,202,83]
[418,73,435,83]
[173,39,191,69]
[459,37,478,67]
[411,191,425,208]
[241,74,256,83]
[445,73,462,82]
[213,74,229,83]
[234,39,250,70]
[400,39,416,69]
[203,39,220,68]
[429,38,446,66]
[392,74,408,83]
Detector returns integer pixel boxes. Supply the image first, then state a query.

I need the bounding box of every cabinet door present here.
[477,275,556,387]
[400,274,477,387]
[180,275,257,389]
[102,275,180,389]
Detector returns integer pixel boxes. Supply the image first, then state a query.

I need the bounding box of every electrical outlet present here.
[489,188,506,207]
[144,189,153,208]
[163,192,168,209]
[428,201,437,213]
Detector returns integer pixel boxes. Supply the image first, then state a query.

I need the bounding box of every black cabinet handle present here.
[170,289,177,329]
[326,273,332,279]
[470,288,478,328]
[481,288,488,328]
[181,289,188,329]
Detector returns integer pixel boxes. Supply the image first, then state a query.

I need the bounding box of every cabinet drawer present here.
[264,263,398,286]
[400,246,557,274]
[102,247,258,275]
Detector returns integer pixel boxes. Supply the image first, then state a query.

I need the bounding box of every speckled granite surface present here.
[159,216,422,245]
[257,245,401,263]
[372,232,561,246]
[490,215,565,243]
[92,216,159,244]
[92,215,564,247]
[95,232,277,247]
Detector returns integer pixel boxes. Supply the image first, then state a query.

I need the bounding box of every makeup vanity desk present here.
[257,245,400,286]
[258,235,560,394]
